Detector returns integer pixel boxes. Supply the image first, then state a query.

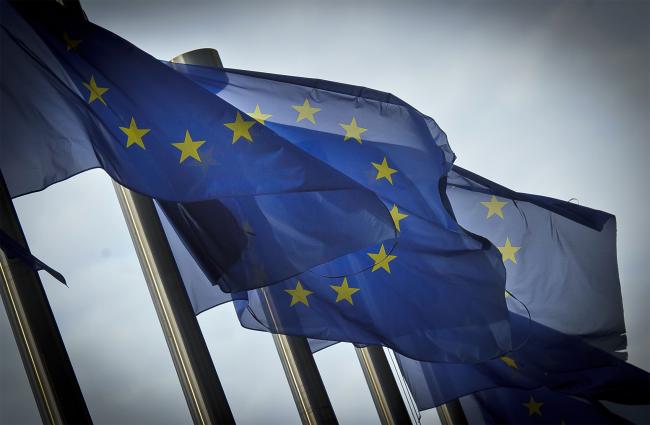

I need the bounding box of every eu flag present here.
[155,201,238,313]
[395,167,649,414]
[460,386,633,424]
[1,1,400,291]
[446,166,624,343]
[4,0,514,359]
[397,312,650,408]
[158,64,515,362]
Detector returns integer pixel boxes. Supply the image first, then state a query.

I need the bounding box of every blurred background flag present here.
[397,312,650,408]
[394,166,649,421]
[1,0,400,291]
[460,386,633,425]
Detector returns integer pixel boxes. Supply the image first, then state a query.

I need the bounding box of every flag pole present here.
[436,400,468,425]
[260,285,338,425]
[355,346,411,424]
[0,172,93,424]
[112,185,235,424]
[171,48,339,425]
[356,345,468,425]
[270,332,339,425]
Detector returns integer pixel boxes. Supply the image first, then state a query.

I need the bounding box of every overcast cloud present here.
[1,1,648,424]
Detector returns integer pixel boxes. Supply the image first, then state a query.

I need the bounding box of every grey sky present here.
[2,0,648,424]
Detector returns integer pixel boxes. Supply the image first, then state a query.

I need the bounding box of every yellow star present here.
[497,237,521,264]
[63,32,81,51]
[119,117,150,149]
[389,204,408,232]
[172,130,206,163]
[247,104,272,125]
[522,396,543,416]
[83,75,109,105]
[292,99,320,124]
[367,244,397,273]
[330,277,360,305]
[480,195,508,219]
[340,117,367,144]
[285,281,313,307]
[500,355,518,369]
[372,157,398,185]
[224,111,256,144]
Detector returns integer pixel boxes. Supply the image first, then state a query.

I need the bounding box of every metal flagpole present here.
[436,400,468,425]
[0,172,93,425]
[270,332,338,425]
[355,346,411,424]
[258,287,338,425]
[356,346,469,425]
[171,48,338,425]
[113,186,235,425]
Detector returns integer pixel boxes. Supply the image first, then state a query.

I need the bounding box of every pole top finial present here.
[171,48,222,68]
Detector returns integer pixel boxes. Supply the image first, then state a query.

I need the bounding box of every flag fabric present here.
[0,229,66,285]
[394,167,650,417]
[397,312,649,409]
[155,201,238,313]
[158,64,506,306]
[154,188,396,292]
[141,64,515,362]
[231,217,508,363]
[446,166,624,343]
[164,43,646,424]
[1,0,402,291]
[4,0,514,361]
[2,1,378,202]
[460,386,632,424]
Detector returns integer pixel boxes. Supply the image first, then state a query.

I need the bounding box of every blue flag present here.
[395,167,649,412]
[232,212,509,363]
[1,1,402,291]
[113,60,519,361]
[446,166,624,343]
[155,201,238,313]
[4,0,514,360]
[397,312,650,408]
[460,386,632,424]
[2,2,380,202]
[153,66,516,362]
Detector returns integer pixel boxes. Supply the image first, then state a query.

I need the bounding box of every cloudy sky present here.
[2,0,649,424]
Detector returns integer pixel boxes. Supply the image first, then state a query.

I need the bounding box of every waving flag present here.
[460,386,632,424]
[5,0,513,360]
[1,1,398,291]
[446,166,624,342]
[155,64,513,363]
[395,167,649,419]
[397,312,649,408]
